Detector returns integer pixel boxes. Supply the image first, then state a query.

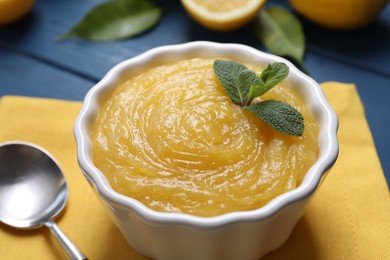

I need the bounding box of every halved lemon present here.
[181,0,266,31]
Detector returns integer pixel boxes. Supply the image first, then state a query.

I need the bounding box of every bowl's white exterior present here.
[75,41,338,260]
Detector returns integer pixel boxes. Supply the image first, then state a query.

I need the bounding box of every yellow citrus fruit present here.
[289,0,389,30]
[181,0,266,31]
[0,0,35,25]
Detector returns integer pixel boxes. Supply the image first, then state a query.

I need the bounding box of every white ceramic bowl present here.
[74,41,339,260]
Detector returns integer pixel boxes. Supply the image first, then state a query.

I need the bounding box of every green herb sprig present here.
[213,60,304,136]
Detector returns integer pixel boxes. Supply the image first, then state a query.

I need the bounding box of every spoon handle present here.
[45,221,88,260]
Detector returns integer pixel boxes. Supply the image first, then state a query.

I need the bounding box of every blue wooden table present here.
[1,0,389,187]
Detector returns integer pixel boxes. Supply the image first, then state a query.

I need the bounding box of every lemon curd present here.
[91,58,319,217]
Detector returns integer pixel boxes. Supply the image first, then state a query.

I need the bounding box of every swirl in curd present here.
[91,58,319,217]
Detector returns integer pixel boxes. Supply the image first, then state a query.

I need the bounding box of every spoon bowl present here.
[0,141,87,259]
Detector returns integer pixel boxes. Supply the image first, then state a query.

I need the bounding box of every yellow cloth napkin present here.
[0,82,389,259]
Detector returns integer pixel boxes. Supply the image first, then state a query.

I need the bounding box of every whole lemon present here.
[0,0,35,25]
[289,0,389,30]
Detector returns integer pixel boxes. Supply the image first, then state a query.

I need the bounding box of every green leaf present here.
[237,69,264,105]
[59,0,162,41]
[247,83,265,103]
[246,62,289,105]
[213,60,250,105]
[213,59,304,137]
[260,62,289,91]
[254,6,305,67]
[244,100,304,136]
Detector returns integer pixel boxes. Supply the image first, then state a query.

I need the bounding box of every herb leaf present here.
[59,0,162,41]
[213,60,250,105]
[260,62,289,92]
[253,6,305,67]
[213,60,304,136]
[244,100,304,136]
[238,69,264,106]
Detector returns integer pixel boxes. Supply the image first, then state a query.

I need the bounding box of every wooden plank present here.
[0,48,94,100]
[0,0,190,80]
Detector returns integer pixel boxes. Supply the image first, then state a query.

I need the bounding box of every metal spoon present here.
[0,141,87,259]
